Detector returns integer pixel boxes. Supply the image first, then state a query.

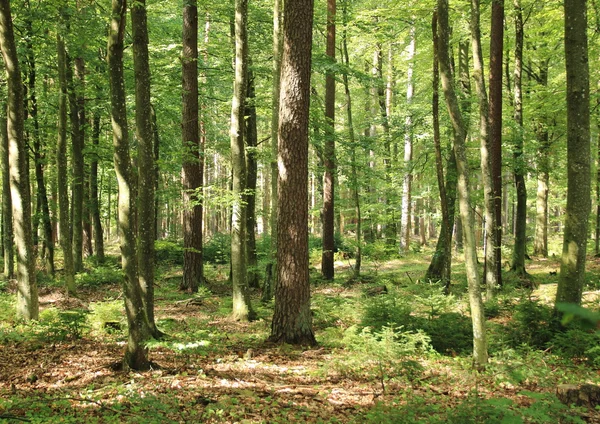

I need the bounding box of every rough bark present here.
[245,66,259,289]
[181,0,203,293]
[438,0,487,367]
[108,0,150,371]
[0,0,38,320]
[321,0,336,281]
[268,0,317,345]
[556,0,591,306]
[230,0,255,321]
[0,105,13,279]
[90,109,105,263]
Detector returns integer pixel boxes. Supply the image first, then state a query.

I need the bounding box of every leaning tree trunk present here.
[108,0,150,371]
[437,1,487,367]
[556,0,591,306]
[321,0,336,281]
[0,0,38,320]
[57,32,76,295]
[0,105,13,279]
[181,0,203,293]
[268,0,317,346]
[230,0,255,321]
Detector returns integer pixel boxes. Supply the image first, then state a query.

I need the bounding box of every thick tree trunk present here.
[0,106,13,279]
[269,0,317,346]
[0,0,38,320]
[181,0,204,293]
[108,0,150,371]
[511,0,527,276]
[556,0,591,305]
[57,33,76,295]
[321,0,336,281]
[245,66,259,289]
[230,0,255,321]
[438,0,487,367]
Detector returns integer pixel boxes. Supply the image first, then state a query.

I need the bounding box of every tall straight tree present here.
[131,0,160,337]
[108,0,150,370]
[437,0,487,367]
[230,0,255,321]
[269,0,317,345]
[181,0,204,293]
[57,31,76,295]
[90,105,105,263]
[511,0,527,276]
[0,0,38,320]
[321,0,336,280]
[555,0,591,305]
[487,0,504,295]
[0,104,13,279]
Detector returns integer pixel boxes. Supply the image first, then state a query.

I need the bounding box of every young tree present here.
[0,0,38,320]
[230,0,255,321]
[108,0,150,370]
[268,0,317,345]
[437,0,487,367]
[181,0,204,293]
[321,0,336,280]
[555,0,591,305]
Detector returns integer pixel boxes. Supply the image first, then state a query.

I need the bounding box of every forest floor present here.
[1,249,600,423]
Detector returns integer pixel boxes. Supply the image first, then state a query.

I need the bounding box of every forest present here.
[0,0,600,422]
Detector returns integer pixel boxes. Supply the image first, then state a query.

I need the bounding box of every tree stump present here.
[557,384,600,408]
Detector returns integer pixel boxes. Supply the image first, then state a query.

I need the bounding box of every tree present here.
[57,30,76,295]
[181,0,204,293]
[108,0,150,370]
[245,65,259,289]
[0,0,38,320]
[268,0,317,345]
[321,0,336,280]
[437,0,487,367]
[132,0,160,338]
[230,0,255,321]
[555,0,591,305]
[0,103,13,279]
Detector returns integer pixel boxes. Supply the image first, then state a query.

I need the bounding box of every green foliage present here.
[414,285,456,319]
[360,292,412,331]
[203,233,231,264]
[550,328,600,365]
[38,308,89,341]
[421,313,473,355]
[155,240,185,265]
[87,300,125,335]
[76,266,123,288]
[506,300,557,350]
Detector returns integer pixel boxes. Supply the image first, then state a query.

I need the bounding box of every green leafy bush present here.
[506,300,557,349]
[360,293,412,332]
[203,233,231,264]
[76,266,123,288]
[87,300,125,335]
[39,308,89,341]
[155,240,185,265]
[421,313,473,355]
[550,328,600,364]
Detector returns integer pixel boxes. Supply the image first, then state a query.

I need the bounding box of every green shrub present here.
[155,240,185,265]
[39,308,89,341]
[506,300,557,349]
[550,328,600,363]
[203,233,231,264]
[87,300,125,335]
[421,313,473,355]
[76,266,123,288]
[360,293,412,332]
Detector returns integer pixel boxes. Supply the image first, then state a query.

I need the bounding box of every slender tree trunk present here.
[0,105,13,279]
[268,0,317,345]
[511,0,527,275]
[108,0,150,371]
[487,0,504,295]
[230,0,255,321]
[245,66,259,289]
[0,0,38,320]
[556,0,591,306]
[90,109,105,263]
[181,0,204,293]
[438,0,487,367]
[321,0,336,280]
[132,0,159,337]
[56,33,76,295]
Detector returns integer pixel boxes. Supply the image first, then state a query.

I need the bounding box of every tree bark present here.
[108,0,150,371]
[0,0,38,320]
[230,0,255,321]
[90,108,105,263]
[245,65,259,289]
[0,105,13,279]
[438,0,487,367]
[181,0,204,293]
[269,0,317,345]
[321,0,336,280]
[556,0,591,306]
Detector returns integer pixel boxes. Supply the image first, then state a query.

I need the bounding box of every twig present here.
[406,272,415,285]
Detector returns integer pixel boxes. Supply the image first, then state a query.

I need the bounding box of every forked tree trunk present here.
[0,0,38,320]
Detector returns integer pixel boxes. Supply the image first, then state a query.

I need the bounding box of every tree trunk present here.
[437,0,487,367]
[511,0,527,276]
[230,0,255,321]
[321,0,336,281]
[57,32,76,295]
[0,0,38,320]
[556,0,591,306]
[132,0,160,338]
[487,0,504,295]
[108,0,150,371]
[181,0,204,293]
[0,105,13,279]
[90,108,105,263]
[245,66,259,289]
[269,0,317,346]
